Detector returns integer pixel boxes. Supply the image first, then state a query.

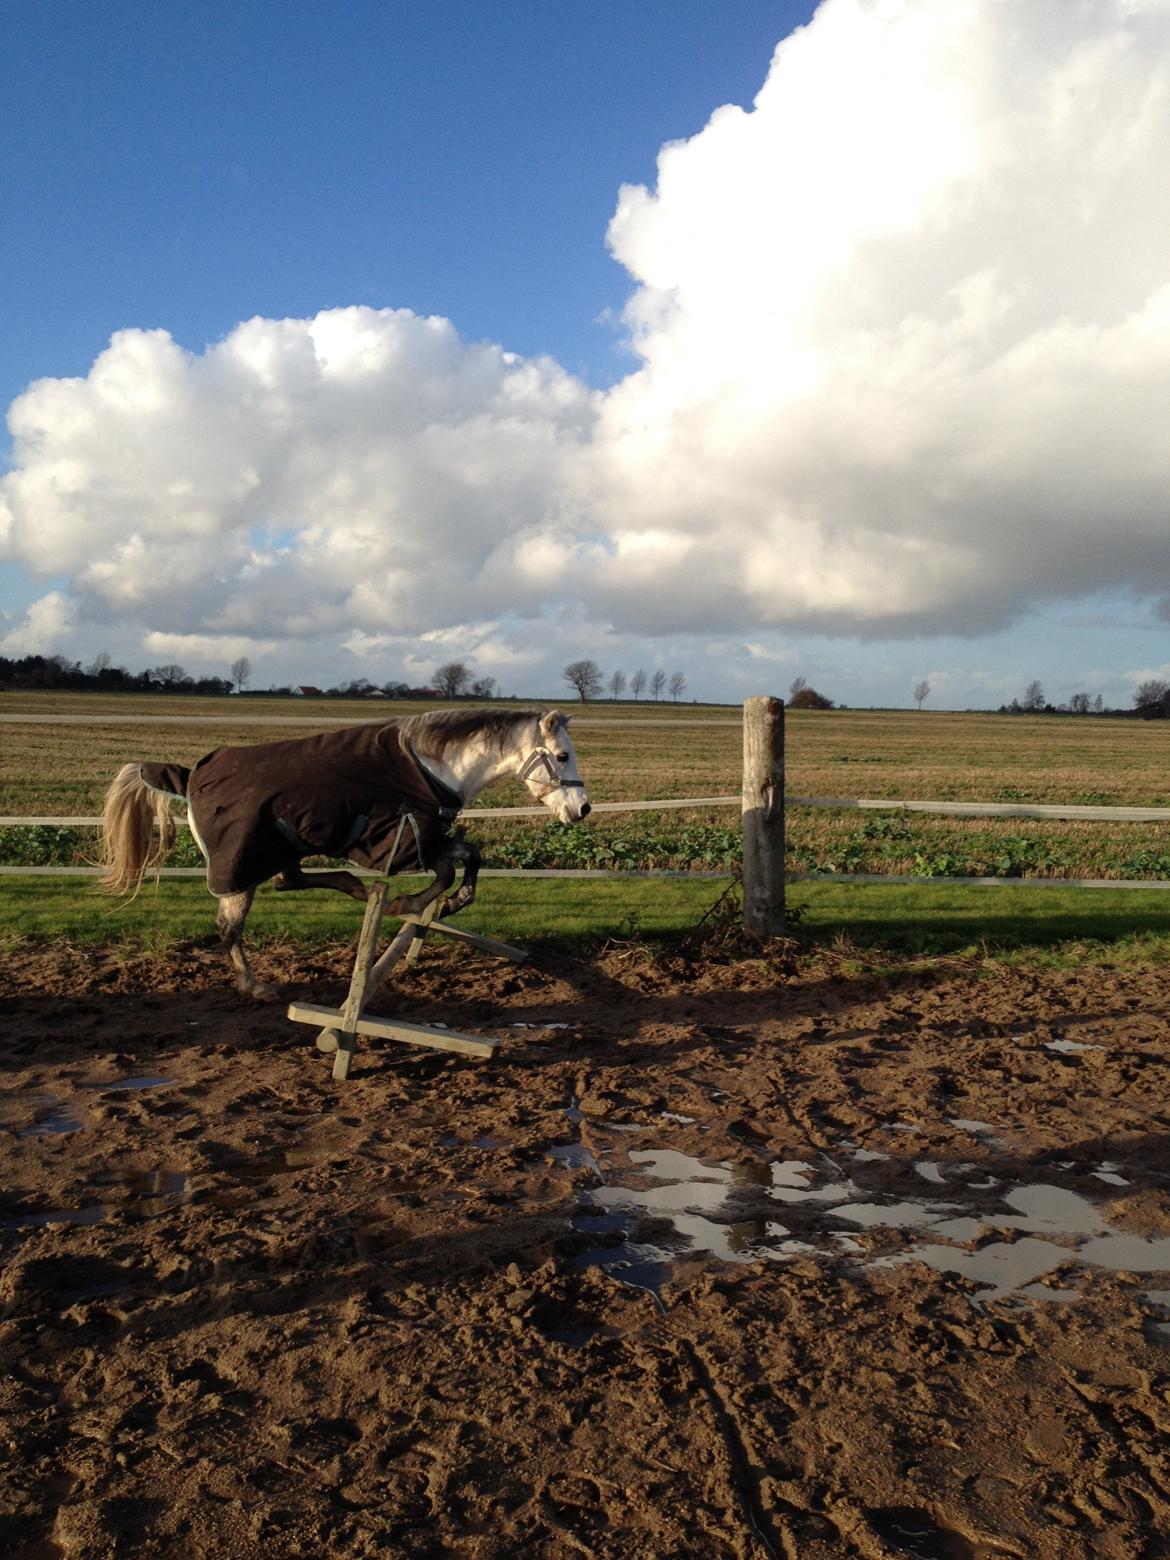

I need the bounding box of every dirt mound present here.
[3,941,1169,1556]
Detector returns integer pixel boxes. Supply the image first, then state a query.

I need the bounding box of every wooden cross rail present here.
[285,880,529,1080]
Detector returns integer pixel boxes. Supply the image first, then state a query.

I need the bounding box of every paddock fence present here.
[5,699,1170,934]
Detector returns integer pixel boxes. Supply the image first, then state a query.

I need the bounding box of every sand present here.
[3,935,1170,1558]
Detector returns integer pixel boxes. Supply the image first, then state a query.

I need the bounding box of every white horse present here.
[99,707,590,998]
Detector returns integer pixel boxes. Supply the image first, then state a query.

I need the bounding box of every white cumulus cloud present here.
[593,0,1170,636]
[0,308,597,645]
[0,590,77,653]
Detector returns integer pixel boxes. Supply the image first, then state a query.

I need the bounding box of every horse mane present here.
[395,706,547,760]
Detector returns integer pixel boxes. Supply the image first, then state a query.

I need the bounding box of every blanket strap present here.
[386,810,425,870]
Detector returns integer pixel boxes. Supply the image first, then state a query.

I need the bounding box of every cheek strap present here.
[518,747,586,795]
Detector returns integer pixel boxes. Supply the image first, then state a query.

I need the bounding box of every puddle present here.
[20,1097,84,1137]
[1045,1039,1103,1054]
[92,1169,192,1217]
[549,1142,605,1176]
[567,1138,1170,1309]
[6,1169,193,1230]
[4,1203,109,1229]
[84,1076,175,1093]
[1145,1289,1170,1343]
[17,1078,173,1137]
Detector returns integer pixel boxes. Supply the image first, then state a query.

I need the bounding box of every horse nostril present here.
[580,802,591,818]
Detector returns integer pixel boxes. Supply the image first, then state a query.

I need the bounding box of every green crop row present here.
[4,809,1170,880]
[0,821,744,874]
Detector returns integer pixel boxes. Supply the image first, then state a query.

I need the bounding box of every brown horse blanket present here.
[140,723,461,896]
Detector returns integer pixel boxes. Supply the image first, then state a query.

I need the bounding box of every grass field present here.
[0,873,729,946]
[6,693,1170,881]
[7,693,1170,809]
[4,874,1170,968]
[0,693,742,813]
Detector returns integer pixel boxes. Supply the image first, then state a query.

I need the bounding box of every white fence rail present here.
[0,713,739,729]
[4,795,1170,827]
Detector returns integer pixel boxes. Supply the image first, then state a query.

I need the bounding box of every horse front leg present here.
[385,855,456,920]
[440,840,481,918]
[216,888,277,1001]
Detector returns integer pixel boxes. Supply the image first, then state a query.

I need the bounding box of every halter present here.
[518,746,586,798]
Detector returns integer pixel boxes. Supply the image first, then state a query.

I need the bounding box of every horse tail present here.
[97,764,183,897]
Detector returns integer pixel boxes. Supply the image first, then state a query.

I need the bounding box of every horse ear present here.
[540,709,565,735]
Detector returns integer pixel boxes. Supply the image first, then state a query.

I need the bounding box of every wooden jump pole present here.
[742,695,785,938]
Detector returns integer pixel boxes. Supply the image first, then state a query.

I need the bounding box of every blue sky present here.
[1,2,804,402]
[3,0,1169,709]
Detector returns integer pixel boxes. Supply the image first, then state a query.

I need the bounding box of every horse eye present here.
[556,751,569,763]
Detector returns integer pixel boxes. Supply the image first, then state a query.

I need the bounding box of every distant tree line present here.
[431,662,499,699]
[996,679,1157,716]
[0,652,235,696]
[0,652,473,701]
[561,659,688,703]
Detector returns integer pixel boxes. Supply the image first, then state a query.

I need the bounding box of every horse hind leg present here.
[216,888,276,1001]
[273,862,368,901]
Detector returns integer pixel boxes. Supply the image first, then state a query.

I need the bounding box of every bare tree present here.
[608,668,627,701]
[1094,694,1104,713]
[150,663,189,688]
[231,655,252,694]
[87,651,112,676]
[564,659,604,703]
[913,678,930,710]
[1134,678,1169,707]
[789,675,808,700]
[1068,691,1091,714]
[435,661,472,698]
[630,668,647,701]
[470,676,497,699]
[1023,679,1046,712]
[650,669,666,701]
[668,671,687,702]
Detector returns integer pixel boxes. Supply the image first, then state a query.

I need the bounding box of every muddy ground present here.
[3,933,1170,1559]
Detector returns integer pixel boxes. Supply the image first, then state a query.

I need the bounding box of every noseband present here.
[518,746,586,798]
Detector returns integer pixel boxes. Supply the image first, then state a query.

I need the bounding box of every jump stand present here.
[285,879,529,1080]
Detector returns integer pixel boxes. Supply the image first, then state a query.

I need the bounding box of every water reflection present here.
[570,1141,1170,1307]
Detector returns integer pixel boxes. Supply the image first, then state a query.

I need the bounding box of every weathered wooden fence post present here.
[742,696,785,937]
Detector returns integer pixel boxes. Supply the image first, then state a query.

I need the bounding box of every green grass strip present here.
[0,874,731,948]
[792,880,1170,965]
[5,875,1170,968]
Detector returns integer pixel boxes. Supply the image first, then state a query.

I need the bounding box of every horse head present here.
[517,710,591,824]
